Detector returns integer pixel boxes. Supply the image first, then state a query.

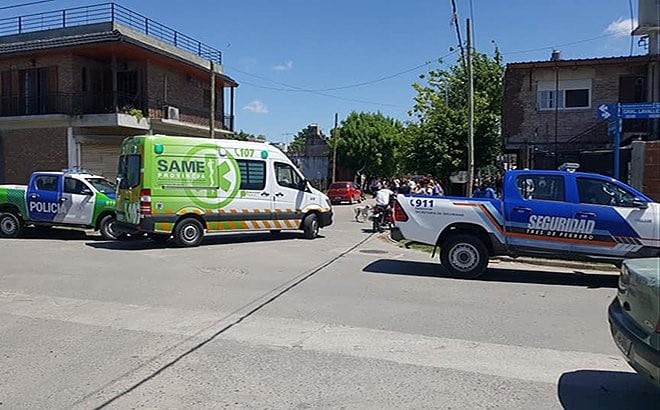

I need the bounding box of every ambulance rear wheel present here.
[0,212,23,238]
[302,214,319,239]
[174,218,204,247]
[99,215,119,240]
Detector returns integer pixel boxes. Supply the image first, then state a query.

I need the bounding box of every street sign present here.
[619,102,660,119]
[597,104,616,120]
[608,119,619,135]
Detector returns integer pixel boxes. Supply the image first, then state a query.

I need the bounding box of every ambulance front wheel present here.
[174,217,204,247]
[0,212,23,238]
[302,213,319,239]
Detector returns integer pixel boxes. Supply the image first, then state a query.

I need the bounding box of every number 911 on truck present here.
[392,165,660,278]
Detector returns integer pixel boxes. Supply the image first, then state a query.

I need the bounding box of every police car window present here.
[577,178,636,207]
[35,176,59,192]
[275,163,302,189]
[515,175,564,201]
[86,177,115,195]
[237,160,266,191]
[64,178,88,194]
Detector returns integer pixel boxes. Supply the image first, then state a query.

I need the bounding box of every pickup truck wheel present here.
[99,215,119,240]
[0,212,23,238]
[302,214,319,239]
[440,235,489,278]
[174,218,204,247]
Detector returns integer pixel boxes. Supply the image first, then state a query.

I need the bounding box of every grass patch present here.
[399,240,435,254]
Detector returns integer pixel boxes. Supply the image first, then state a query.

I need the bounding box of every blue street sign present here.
[608,118,619,134]
[619,102,660,119]
[597,104,617,120]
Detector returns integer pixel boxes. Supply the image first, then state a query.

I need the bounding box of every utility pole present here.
[466,18,475,196]
[209,61,215,139]
[332,112,338,183]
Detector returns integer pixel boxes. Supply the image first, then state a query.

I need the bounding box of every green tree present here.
[405,48,503,180]
[230,130,266,141]
[336,111,404,178]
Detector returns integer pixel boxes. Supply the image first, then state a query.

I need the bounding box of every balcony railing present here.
[0,2,222,64]
[0,92,234,131]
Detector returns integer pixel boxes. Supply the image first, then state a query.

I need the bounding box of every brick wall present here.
[643,141,660,201]
[503,61,647,150]
[0,53,75,94]
[0,128,67,184]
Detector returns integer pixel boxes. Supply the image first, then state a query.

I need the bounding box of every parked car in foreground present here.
[327,181,362,205]
[608,257,660,387]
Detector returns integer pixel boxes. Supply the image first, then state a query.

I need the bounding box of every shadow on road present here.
[3,227,90,241]
[558,370,659,409]
[86,231,312,251]
[362,259,618,288]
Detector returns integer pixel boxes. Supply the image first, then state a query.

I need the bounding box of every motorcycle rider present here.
[373,182,394,231]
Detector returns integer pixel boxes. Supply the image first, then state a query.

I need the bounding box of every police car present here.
[0,169,119,239]
[392,164,660,278]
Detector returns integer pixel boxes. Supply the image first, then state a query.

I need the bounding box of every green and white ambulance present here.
[115,135,333,247]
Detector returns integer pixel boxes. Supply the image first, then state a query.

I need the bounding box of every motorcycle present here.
[370,205,393,233]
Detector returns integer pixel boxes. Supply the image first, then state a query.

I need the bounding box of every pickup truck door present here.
[574,176,659,257]
[27,174,63,222]
[60,177,95,226]
[503,173,575,256]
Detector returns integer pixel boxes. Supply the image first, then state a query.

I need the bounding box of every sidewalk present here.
[383,232,620,273]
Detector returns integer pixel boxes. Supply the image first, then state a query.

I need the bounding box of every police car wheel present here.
[174,218,204,247]
[440,234,489,278]
[0,212,23,238]
[99,215,119,240]
[302,214,319,239]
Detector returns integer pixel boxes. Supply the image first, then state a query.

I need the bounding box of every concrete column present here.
[629,140,645,191]
[67,127,78,169]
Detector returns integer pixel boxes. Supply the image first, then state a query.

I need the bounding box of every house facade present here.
[502,53,660,199]
[0,3,238,183]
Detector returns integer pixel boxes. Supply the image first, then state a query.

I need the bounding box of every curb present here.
[384,232,619,273]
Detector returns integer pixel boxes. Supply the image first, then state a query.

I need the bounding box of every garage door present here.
[80,142,121,179]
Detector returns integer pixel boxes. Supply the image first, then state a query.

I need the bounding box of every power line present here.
[0,0,54,10]
[227,51,456,94]
[629,0,635,56]
[226,51,458,109]
[501,32,621,56]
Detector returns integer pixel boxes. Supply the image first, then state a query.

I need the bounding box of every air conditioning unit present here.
[164,105,180,121]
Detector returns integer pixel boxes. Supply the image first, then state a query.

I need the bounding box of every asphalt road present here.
[0,202,657,409]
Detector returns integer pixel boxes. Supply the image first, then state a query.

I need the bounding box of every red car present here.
[327,181,362,205]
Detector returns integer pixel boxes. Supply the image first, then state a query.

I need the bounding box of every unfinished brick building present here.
[0,3,238,182]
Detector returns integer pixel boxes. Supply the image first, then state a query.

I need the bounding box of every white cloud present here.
[243,100,269,114]
[605,17,637,37]
[273,60,294,71]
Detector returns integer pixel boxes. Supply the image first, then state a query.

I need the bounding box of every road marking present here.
[0,290,630,385]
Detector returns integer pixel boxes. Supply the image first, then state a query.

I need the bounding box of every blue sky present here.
[3,0,643,142]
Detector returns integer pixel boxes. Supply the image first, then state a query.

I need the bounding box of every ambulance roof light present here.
[558,163,580,173]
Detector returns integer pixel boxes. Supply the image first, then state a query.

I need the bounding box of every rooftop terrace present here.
[0,2,222,64]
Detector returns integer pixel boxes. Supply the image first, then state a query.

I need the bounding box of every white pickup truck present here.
[392,168,660,278]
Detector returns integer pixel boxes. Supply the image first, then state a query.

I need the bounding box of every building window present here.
[564,89,589,108]
[537,79,591,111]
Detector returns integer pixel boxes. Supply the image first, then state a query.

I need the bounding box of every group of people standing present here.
[367,176,445,198]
